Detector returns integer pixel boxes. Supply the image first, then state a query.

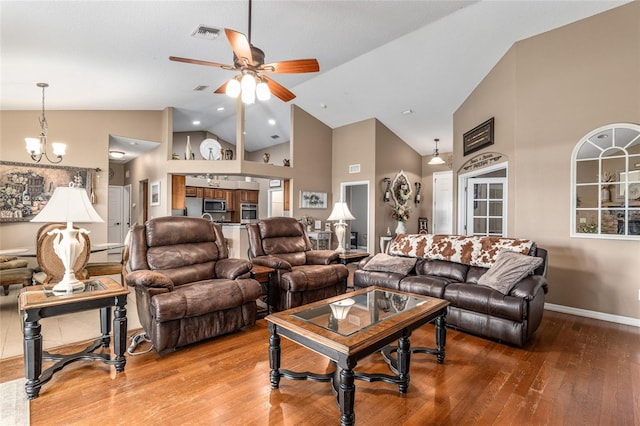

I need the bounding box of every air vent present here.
[191,25,220,40]
[270,135,280,139]
[193,85,209,92]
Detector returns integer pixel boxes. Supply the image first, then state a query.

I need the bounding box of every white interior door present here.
[108,185,124,253]
[466,177,507,236]
[433,171,453,234]
[268,189,284,217]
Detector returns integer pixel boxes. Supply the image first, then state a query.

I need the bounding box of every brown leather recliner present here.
[246,217,349,312]
[125,216,262,353]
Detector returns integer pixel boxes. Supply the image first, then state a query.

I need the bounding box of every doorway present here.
[432,171,453,234]
[457,164,508,236]
[268,188,284,217]
[340,181,369,252]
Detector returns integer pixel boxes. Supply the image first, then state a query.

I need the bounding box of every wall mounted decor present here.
[391,170,412,206]
[463,117,494,156]
[0,161,96,222]
[150,181,161,206]
[300,191,327,209]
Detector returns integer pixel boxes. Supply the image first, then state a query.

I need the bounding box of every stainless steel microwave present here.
[203,199,226,213]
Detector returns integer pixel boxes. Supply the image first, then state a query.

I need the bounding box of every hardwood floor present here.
[1,310,638,425]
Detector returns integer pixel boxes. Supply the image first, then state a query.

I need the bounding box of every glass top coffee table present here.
[266,286,449,426]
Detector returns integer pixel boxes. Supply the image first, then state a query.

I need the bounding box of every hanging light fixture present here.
[428,138,445,165]
[25,83,66,164]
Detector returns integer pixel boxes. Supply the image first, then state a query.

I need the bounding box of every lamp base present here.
[51,274,85,294]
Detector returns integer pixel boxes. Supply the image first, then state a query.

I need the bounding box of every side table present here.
[337,251,370,265]
[19,277,128,399]
[251,264,275,316]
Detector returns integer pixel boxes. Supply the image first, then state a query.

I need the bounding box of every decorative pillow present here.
[477,250,543,294]
[362,253,417,275]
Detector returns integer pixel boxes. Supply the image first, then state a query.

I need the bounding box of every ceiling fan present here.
[169,0,319,103]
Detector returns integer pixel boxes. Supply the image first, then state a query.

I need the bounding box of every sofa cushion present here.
[282,264,349,292]
[444,283,525,322]
[399,275,450,298]
[362,253,416,275]
[388,234,534,268]
[416,258,468,282]
[477,250,543,294]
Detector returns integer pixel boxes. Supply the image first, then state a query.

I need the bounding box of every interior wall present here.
[375,120,422,244]
[332,119,376,251]
[453,1,640,319]
[0,110,163,253]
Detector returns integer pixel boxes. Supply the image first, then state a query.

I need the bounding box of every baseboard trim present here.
[545,303,640,328]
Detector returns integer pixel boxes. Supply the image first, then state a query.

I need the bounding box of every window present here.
[572,123,640,239]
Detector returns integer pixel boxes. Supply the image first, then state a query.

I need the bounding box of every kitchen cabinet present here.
[237,190,258,204]
[171,175,186,210]
[185,186,203,198]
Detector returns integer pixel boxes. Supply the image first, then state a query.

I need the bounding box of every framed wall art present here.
[300,191,327,209]
[0,161,97,223]
[463,117,495,156]
[150,181,161,206]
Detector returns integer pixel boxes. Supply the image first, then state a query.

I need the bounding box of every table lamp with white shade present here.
[327,201,355,253]
[31,184,103,294]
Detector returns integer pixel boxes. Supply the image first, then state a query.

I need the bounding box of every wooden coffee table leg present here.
[113,304,127,372]
[397,334,411,393]
[435,313,447,364]
[269,329,281,389]
[338,367,355,426]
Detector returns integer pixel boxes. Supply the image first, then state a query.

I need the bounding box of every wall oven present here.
[240,203,258,224]
[203,199,226,213]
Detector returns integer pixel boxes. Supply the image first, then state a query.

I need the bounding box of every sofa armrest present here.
[215,258,252,280]
[509,275,548,300]
[305,250,339,265]
[126,270,174,291]
[252,255,292,271]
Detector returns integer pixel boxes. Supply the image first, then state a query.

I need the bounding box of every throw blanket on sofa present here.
[388,234,534,268]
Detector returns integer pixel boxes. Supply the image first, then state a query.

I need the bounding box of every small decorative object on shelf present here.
[390,203,410,235]
[263,153,270,163]
[283,158,290,167]
[224,149,233,160]
[185,136,193,160]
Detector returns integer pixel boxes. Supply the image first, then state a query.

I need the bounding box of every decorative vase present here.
[395,221,406,235]
[601,187,611,202]
[185,136,193,160]
[263,153,270,163]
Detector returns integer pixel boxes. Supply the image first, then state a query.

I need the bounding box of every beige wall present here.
[454,2,640,319]
[0,110,163,254]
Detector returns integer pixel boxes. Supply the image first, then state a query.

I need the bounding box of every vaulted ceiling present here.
[1,1,628,159]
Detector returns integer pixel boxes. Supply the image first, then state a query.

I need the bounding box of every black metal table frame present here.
[268,308,447,426]
[22,294,127,399]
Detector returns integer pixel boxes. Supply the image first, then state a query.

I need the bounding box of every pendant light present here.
[25,83,66,163]
[428,138,445,165]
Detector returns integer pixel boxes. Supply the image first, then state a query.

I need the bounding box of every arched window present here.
[572,123,640,239]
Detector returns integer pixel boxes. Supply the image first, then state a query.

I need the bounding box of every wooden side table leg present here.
[23,320,42,399]
[113,304,127,372]
[100,306,112,347]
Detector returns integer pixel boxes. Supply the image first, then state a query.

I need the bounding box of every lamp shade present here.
[31,186,103,223]
[428,155,446,165]
[327,202,355,221]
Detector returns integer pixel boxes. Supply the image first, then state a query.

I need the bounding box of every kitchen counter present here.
[220,224,249,260]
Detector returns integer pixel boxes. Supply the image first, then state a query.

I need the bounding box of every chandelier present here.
[25,83,66,163]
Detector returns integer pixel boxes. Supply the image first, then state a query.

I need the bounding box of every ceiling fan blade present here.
[225,28,253,66]
[169,56,233,70]
[263,76,295,102]
[260,59,320,74]
[213,81,229,94]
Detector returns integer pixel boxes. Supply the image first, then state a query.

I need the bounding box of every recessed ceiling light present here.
[129,141,137,146]
[192,120,201,125]
[402,109,413,115]
[217,107,225,111]
[320,103,327,109]
[268,119,276,125]
[109,150,125,159]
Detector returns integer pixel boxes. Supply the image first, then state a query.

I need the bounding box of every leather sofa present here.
[125,217,262,353]
[246,217,349,311]
[354,234,548,347]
